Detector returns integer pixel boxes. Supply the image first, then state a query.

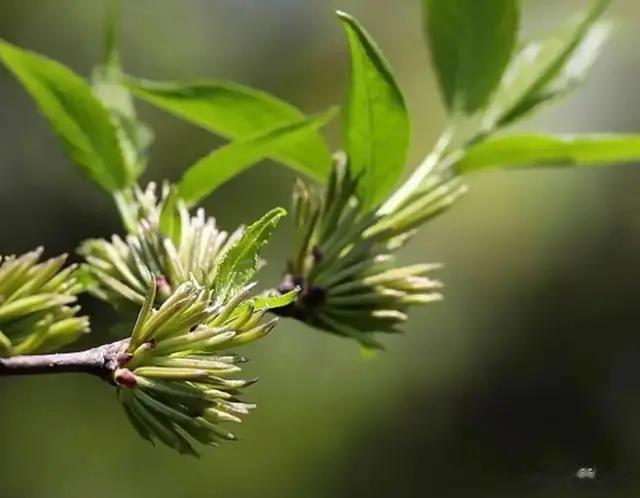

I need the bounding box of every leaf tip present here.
[268,206,288,221]
[317,105,340,126]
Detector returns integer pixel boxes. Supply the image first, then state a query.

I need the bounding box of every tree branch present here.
[0,339,129,381]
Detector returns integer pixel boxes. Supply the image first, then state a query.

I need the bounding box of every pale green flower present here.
[279,154,467,348]
[0,248,89,355]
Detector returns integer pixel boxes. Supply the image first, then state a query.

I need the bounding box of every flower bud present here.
[91,189,293,454]
[0,248,89,355]
[78,183,243,308]
[279,153,467,348]
[115,278,294,456]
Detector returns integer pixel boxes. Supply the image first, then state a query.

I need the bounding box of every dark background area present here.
[1,1,640,497]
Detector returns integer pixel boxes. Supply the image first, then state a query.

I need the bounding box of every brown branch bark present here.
[0,339,129,381]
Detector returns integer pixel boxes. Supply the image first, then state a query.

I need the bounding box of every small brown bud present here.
[114,368,138,388]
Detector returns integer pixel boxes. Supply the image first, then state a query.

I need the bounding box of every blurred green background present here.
[1,1,640,497]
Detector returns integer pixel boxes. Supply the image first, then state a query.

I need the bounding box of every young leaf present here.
[93,60,154,180]
[159,187,183,246]
[93,0,131,118]
[216,208,287,300]
[338,11,410,211]
[108,111,154,179]
[422,0,519,114]
[487,0,610,127]
[0,40,129,193]
[177,108,337,207]
[127,78,332,180]
[456,133,640,174]
[92,0,153,180]
[252,289,298,312]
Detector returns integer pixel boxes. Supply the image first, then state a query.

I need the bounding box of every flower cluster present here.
[76,185,292,453]
[0,248,89,355]
[279,154,467,348]
[79,183,243,307]
[114,279,291,456]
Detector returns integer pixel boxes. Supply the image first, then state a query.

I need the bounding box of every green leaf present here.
[338,11,410,211]
[92,0,132,121]
[422,0,519,114]
[127,78,332,180]
[252,289,298,312]
[92,0,153,180]
[93,67,134,120]
[456,133,640,174]
[487,0,610,127]
[177,108,337,207]
[109,111,154,179]
[103,0,122,73]
[159,187,183,247]
[216,208,287,300]
[93,67,152,179]
[0,40,129,193]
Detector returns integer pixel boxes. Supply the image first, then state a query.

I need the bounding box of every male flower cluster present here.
[79,184,293,453]
[279,154,466,348]
[114,279,288,456]
[0,248,88,355]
